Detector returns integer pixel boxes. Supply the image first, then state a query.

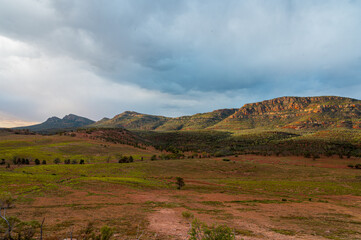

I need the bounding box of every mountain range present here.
[15,114,95,133]
[15,96,361,132]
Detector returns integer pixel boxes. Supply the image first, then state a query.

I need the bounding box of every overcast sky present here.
[1,0,361,126]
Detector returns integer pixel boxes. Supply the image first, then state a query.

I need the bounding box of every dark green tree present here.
[176,177,185,190]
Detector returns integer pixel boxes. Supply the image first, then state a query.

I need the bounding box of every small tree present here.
[34,159,40,165]
[118,156,128,163]
[0,192,15,239]
[53,158,61,164]
[176,177,185,190]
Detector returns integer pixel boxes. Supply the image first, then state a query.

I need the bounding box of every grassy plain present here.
[0,131,361,239]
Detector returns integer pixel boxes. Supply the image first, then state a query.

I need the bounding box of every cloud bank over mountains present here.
[1,0,361,123]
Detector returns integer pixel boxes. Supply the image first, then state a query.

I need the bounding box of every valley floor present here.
[1,155,361,239]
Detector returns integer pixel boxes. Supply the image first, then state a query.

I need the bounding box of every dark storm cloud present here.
[1,0,361,122]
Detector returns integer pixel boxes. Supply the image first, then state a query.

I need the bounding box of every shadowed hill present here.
[16,114,95,133]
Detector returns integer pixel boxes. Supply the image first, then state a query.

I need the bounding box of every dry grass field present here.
[0,132,361,239]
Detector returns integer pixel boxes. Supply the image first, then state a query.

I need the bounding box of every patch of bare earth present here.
[148,208,189,240]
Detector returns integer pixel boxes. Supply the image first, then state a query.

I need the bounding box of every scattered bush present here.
[176,177,185,190]
[189,218,235,240]
[0,192,15,208]
[118,156,134,163]
[53,158,61,164]
[99,225,113,240]
[182,211,194,220]
[34,159,40,165]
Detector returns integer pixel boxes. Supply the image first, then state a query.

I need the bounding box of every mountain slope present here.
[212,96,361,130]
[91,96,361,131]
[16,114,95,133]
[89,111,169,130]
[155,109,238,130]
[90,109,237,130]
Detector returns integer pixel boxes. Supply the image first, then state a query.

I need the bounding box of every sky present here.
[1,0,361,126]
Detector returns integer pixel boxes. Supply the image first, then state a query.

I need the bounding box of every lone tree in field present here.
[0,192,15,239]
[176,177,185,190]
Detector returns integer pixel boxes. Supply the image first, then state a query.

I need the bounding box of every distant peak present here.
[63,114,80,119]
[46,116,61,121]
[114,111,142,118]
[123,111,140,115]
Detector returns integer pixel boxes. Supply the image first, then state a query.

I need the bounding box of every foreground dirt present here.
[7,183,361,240]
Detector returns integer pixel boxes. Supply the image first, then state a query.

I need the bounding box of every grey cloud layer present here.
[0,0,361,121]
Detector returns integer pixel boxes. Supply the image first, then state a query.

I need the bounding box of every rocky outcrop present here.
[216,96,361,130]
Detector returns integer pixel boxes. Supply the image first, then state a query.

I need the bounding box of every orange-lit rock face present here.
[217,96,361,130]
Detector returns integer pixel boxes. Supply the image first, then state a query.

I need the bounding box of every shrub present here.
[176,177,185,190]
[42,160,46,165]
[0,192,15,208]
[118,156,129,163]
[151,155,157,161]
[182,211,194,220]
[80,159,85,164]
[34,159,40,165]
[188,218,235,240]
[99,225,113,240]
[355,164,361,169]
[312,154,320,160]
[223,158,230,162]
[53,158,61,164]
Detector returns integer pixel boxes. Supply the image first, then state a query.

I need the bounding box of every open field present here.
[1,131,361,239]
[0,132,158,163]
